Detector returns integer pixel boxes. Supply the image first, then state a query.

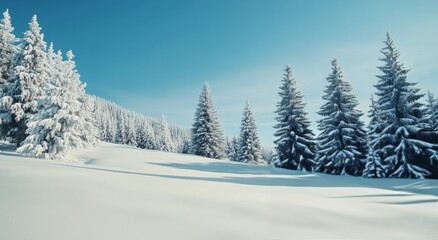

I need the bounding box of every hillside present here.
[0,142,437,240]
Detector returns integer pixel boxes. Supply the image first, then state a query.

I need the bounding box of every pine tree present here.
[425,91,438,131]
[273,65,316,171]
[0,9,18,139]
[17,48,98,159]
[0,15,50,146]
[363,95,386,178]
[126,118,137,146]
[156,115,175,152]
[116,113,127,144]
[0,9,17,95]
[370,33,438,178]
[316,59,367,176]
[237,101,264,165]
[190,83,226,159]
[227,136,239,161]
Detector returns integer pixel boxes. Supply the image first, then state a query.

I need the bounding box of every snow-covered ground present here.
[0,142,437,240]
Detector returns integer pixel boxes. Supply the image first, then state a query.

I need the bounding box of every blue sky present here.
[1,0,437,146]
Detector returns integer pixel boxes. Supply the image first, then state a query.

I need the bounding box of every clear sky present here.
[1,0,437,146]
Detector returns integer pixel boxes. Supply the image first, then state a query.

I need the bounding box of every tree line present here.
[189,34,438,179]
[0,10,437,179]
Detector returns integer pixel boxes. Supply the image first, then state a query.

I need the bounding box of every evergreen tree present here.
[237,101,264,165]
[227,136,239,161]
[0,15,50,146]
[273,65,316,171]
[316,59,367,176]
[0,9,17,97]
[190,83,226,159]
[425,91,438,131]
[363,95,386,178]
[0,9,18,139]
[370,33,438,178]
[116,113,127,144]
[126,118,137,146]
[156,115,175,152]
[18,48,98,159]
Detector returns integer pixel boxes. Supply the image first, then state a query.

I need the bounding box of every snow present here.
[0,141,437,240]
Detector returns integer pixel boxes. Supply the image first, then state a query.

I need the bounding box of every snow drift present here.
[0,142,437,240]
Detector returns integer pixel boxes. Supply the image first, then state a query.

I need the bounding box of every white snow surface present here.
[1,142,437,240]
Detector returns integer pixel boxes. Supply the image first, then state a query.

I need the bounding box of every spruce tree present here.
[425,91,438,131]
[370,33,438,178]
[363,95,386,178]
[0,9,17,139]
[18,48,98,159]
[273,65,316,171]
[190,83,226,159]
[227,136,239,161]
[0,9,17,96]
[157,115,175,152]
[116,113,127,144]
[0,15,50,146]
[237,101,264,165]
[316,59,367,176]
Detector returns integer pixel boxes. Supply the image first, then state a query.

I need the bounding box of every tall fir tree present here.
[272,65,316,171]
[190,83,226,159]
[0,9,17,94]
[17,48,98,159]
[316,59,367,176]
[0,9,18,138]
[0,15,50,146]
[237,101,264,165]
[370,33,438,178]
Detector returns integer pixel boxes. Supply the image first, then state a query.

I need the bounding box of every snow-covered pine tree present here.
[371,33,438,178]
[156,115,175,152]
[136,122,147,149]
[126,117,137,146]
[272,65,316,171]
[237,101,264,165]
[226,136,239,161]
[18,48,98,159]
[0,9,18,138]
[190,83,226,159]
[425,91,438,131]
[363,95,386,178]
[116,112,128,144]
[316,59,367,176]
[0,15,50,146]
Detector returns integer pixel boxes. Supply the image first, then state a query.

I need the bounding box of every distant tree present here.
[273,65,316,171]
[316,59,367,176]
[156,115,175,152]
[237,101,264,165]
[126,118,137,146]
[190,83,226,159]
[370,33,438,178]
[116,113,127,144]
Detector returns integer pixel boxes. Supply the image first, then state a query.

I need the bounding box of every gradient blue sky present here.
[2,0,437,146]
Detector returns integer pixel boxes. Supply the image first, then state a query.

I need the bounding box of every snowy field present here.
[0,142,437,240]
